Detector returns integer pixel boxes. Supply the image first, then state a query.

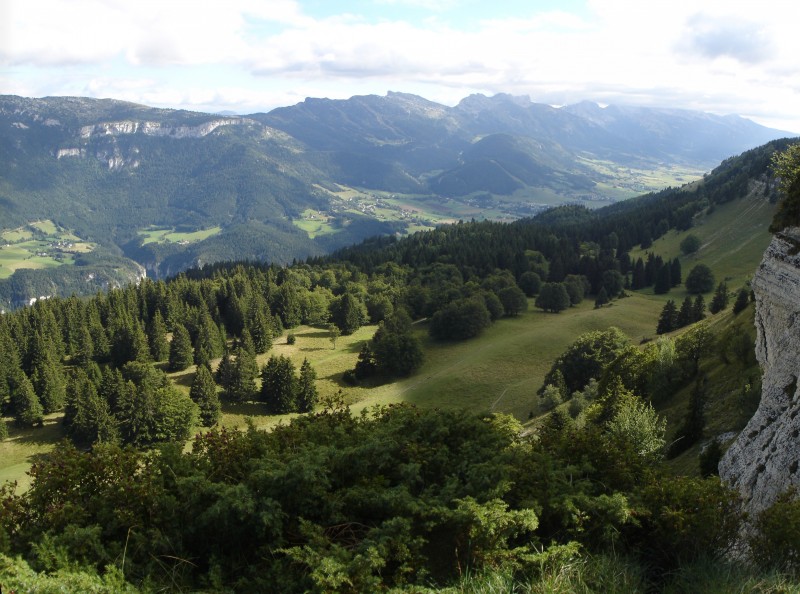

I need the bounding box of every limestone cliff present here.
[720,227,800,516]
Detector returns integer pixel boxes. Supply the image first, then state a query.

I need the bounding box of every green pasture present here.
[580,158,706,198]
[139,226,221,245]
[630,192,775,291]
[29,220,58,235]
[0,220,96,279]
[1,228,33,242]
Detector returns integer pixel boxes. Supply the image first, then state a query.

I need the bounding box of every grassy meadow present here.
[138,226,222,245]
[0,190,778,487]
[0,221,95,280]
[630,190,776,292]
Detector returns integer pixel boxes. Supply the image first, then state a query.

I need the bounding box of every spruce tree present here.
[260,355,297,414]
[656,300,678,334]
[593,286,609,308]
[168,324,194,372]
[190,364,221,426]
[692,294,706,322]
[226,348,258,403]
[296,358,318,413]
[30,358,66,413]
[670,258,682,287]
[216,350,234,389]
[330,293,366,335]
[653,264,672,294]
[73,325,95,369]
[709,282,729,314]
[64,369,119,446]
[147,310,170,362]
[733,287,751,314]
[247,296,273,354]
[10,370,44,427]
[677,296,694,328]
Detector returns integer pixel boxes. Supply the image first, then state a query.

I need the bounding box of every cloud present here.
[2,0,800,132]
[678,13,773,64]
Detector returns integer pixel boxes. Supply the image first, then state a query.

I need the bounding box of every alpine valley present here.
[0,92,790,309]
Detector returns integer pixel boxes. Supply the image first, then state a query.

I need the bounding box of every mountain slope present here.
[0,93,793,307]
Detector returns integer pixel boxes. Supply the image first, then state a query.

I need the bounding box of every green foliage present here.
[260,354,297,414]
[770,142,800,231]
[633,475,742,570]
[10,370,44,427]
[709,281,729,314]
[656,300,677,334]
[329,293,367,335]
[750,489,800,574]
[63,369,119,446]
[680,233,701,255]
[115,362,198,446]
[167,323,194,372]
[190,364,221,426]
[541,327,630,396]
[430,297,492,341]
[535,282,570,313]
[733,286,751,314]
[518,271,542,297]
[699,438,722,477]
[0,554,139,593]
[685,263,715,294]
[605,390,666,463]
[296,358,318,413]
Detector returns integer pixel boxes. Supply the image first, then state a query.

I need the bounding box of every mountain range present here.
[0,91,793,306]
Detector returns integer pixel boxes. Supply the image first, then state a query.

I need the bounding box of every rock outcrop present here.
[720,227,800,516]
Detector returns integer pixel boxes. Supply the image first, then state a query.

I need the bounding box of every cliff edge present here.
[720,227,800,516]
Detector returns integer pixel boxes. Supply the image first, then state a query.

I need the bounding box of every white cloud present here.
[2,0,800,132]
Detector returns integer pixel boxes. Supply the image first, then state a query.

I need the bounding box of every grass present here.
[630,191,776,292]
[0,415,66,491]
[0,220,95,279]
[139,226,222,245]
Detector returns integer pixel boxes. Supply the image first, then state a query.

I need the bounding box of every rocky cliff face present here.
[720,227,800,516]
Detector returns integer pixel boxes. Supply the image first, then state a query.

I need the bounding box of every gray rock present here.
[720,227,800,516]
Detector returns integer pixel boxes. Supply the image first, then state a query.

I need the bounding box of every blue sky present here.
[2,0,800,132]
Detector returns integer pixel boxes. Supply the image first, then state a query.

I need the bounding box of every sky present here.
[2,0,800,133]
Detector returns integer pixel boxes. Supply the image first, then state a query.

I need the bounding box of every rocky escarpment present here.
[720,227,800,516]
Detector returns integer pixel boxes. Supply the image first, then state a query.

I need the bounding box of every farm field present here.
[0,220,95,280]
[138,226,222,245]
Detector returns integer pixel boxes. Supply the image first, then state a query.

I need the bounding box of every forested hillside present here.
[0,138,798,591]
[0,93,791,307]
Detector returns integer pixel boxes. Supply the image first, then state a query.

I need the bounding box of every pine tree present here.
[190,364,221,426]
[73,325,95,369]
[692,294,706,323]
[147,310,170,362]
[247,301,273,354]
[594,286,610,308]
[30,357,66,413]
[10,370,44,427]
[653,264,672,294]
[216,350,234,390]
[226,348,258,403]
[193,311,225,366]
[733,287,751,314]
[709,282,729,314]
[677,296,694,328]
[656,300,678,334]
[260,355,297,414]
[330,293,366,335]
[296,358,318,413]
[168,324,194,372]
[63,369,119,446]
[670,258,682,287]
